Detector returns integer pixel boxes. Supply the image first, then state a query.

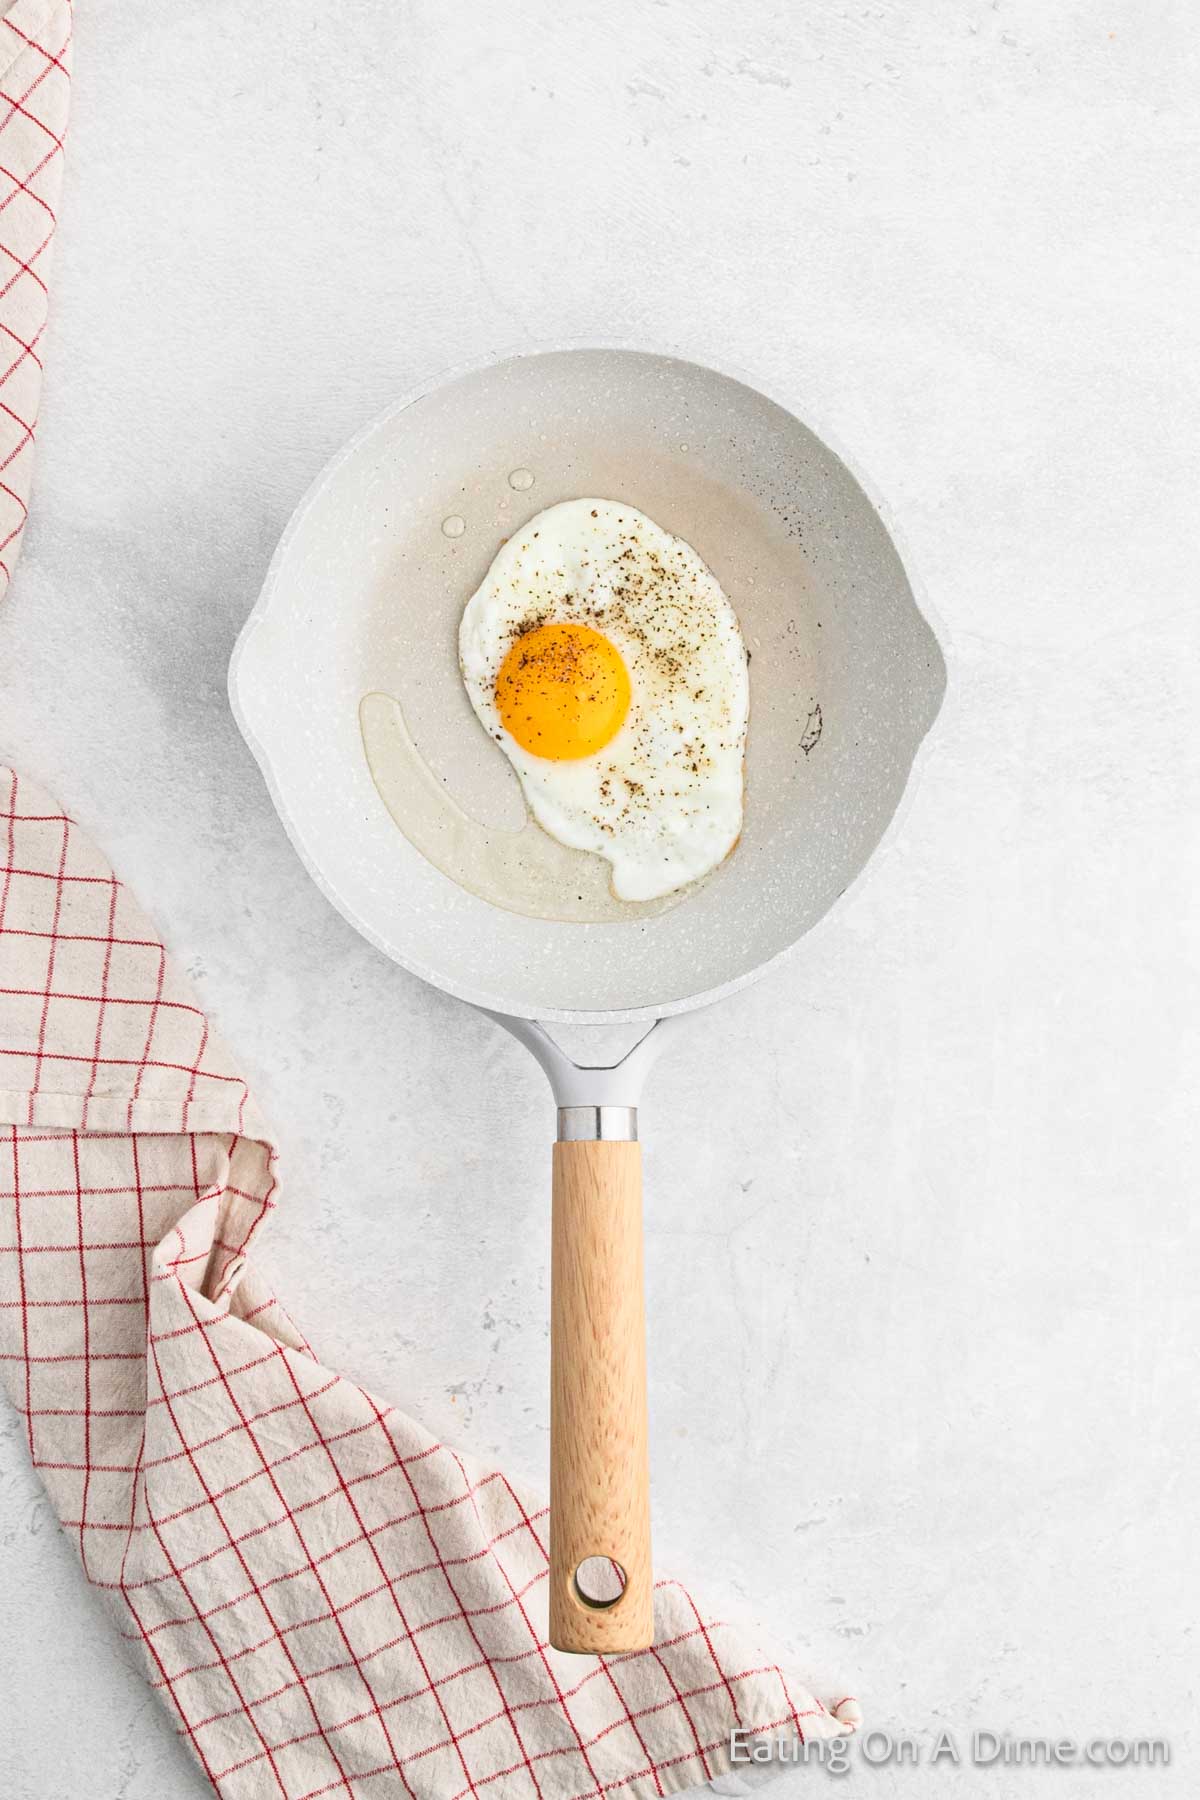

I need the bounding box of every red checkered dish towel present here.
[0,0,70,597]
[0,767,860,1799]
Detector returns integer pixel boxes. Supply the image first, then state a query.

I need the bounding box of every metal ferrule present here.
[557,1105,639,1143]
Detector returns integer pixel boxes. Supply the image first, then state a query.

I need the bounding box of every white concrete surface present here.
[1,1,1198,1795]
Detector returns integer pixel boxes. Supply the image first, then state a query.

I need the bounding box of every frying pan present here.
[229,345,946,1655]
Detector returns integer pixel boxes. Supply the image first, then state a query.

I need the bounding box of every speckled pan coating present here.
[230,347,946,1022]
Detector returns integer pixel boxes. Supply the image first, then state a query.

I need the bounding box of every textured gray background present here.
[1,2,1197,1795]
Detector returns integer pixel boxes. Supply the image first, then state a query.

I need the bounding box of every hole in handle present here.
[574,1557,627,1610]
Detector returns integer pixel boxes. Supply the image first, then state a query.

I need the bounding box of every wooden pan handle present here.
[549,1138,653,1653]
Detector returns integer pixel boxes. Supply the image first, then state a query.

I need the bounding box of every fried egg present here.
[458,499,749,902]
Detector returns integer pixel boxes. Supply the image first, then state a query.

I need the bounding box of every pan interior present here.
[233,349,945,1021]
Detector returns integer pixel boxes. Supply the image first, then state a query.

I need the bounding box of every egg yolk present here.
[495,622,630,760]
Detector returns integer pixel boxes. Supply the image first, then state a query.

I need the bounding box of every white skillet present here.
[229,346,946,1654]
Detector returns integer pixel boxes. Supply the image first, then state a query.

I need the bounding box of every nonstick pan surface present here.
[231,346,945,1024]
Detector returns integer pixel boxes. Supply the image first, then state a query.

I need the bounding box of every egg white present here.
[458,499,749,903]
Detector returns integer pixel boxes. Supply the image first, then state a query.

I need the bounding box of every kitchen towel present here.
[0,766,859,1798]
[0,0,70,599]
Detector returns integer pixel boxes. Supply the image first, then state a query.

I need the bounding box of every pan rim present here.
[229,336,952,1025]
